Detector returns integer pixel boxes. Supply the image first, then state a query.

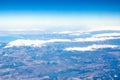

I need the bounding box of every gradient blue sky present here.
[0,0,120,31]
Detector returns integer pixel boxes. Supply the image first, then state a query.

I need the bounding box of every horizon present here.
[0,0,120,31]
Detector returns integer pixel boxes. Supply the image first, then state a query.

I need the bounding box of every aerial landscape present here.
[0,0,120,80]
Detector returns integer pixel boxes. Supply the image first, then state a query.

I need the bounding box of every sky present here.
[0,0,120,31]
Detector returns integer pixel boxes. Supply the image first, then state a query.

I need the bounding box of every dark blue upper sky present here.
[0,0,120,13]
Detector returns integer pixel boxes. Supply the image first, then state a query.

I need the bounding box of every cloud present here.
[47,39,71,42]
[69,32,90,36]
[74,32,120,42]
[4,32,120,48]
[52,31,88,36]
[93,33,120,37]
[52,31,120,42]
[4,39,71,48]
[52,31,73,34]
[4,40,45,48]
[74,37,120,42]
[64,44,119,52]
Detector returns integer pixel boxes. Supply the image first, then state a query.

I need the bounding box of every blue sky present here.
[0,0,120,13]
[0,0,120,31]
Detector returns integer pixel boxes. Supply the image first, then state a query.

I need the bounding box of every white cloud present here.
[47,39,71,42]
[64,44,119,52]
[4,40,45,48]
[74,32,120,42]
[74,37,120,42]
[69,33,82,36]
[4,39,71,48]
[4,31,120,48]
[52,31,73,34]
[93,33,120,37]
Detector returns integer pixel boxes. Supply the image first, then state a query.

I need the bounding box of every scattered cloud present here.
[4,32,120,48]
[64,44,119,52]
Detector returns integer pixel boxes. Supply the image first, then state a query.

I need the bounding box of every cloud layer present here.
[4,31,120,49]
